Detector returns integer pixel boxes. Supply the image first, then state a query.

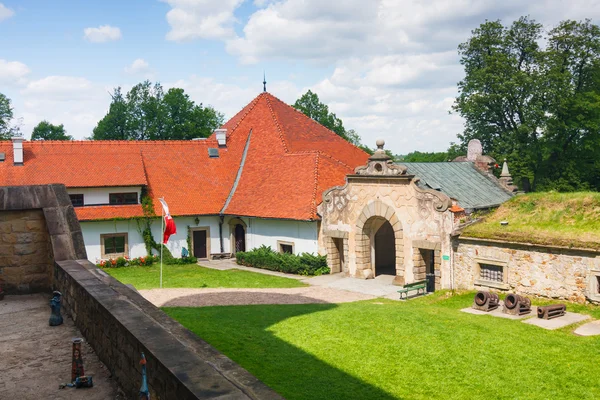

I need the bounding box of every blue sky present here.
[1,1,597,153]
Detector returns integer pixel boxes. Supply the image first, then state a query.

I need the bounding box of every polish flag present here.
[159,198,177,244]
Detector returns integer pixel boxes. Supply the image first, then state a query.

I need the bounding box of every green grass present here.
[103,263,306,289]
[463,192,600,249]
[165,292,600,400]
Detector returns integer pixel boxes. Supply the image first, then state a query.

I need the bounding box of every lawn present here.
[463,192,600,249]
[103,263,306,289]
[165,292,600,400]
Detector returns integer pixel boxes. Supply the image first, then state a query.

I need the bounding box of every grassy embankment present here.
[462,192,600,250]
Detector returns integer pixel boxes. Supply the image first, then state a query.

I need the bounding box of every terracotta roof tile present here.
[75,204,145,221]
[0,92,369,221]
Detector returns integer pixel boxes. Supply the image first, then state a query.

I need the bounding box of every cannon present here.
[472,291,499,312]
[537,304,566,320]
[502,293,531,315]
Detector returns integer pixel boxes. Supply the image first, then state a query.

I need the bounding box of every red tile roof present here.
[75,205,145,221]
[0,92,369,221]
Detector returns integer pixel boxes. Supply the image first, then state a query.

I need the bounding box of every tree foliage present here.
[0,93,20,140]
[454,17,600,191]
[31,120,73,140]
[293,90,361,145]
[92,81,224,140]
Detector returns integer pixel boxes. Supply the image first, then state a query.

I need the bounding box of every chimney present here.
[12,136,24,166]
[214,129,227,147]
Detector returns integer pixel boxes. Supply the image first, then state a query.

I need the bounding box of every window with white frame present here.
[277,241,294,254]
[101,233,128,258]
[474,258,509,290]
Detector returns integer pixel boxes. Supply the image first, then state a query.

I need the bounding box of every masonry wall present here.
[0,209,54,293]
[54,260,281,400]
[454,237,600,303]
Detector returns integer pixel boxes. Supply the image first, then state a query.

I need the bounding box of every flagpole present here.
[160,200,164,289]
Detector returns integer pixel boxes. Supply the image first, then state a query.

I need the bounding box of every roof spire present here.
[263,72,267,92]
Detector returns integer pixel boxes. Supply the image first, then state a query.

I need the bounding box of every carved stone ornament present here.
[411,179,452,213]
[354,139,408,176]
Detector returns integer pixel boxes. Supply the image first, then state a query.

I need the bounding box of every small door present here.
[424,250,436,293]
[234,224,246,253]
[193,230,207,259]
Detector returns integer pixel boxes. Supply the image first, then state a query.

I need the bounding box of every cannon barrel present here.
[504,294,531,310]
[502,293,532,315]
[472,291,499,311]
[537,304,566,319]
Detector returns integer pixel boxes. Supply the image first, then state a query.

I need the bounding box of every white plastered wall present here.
[67,187,142,205]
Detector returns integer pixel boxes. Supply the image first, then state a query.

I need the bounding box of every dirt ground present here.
[140,287,375,307]
[0,294,121,400]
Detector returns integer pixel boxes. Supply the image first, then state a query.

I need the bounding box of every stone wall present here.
[1,184,281,400]
[54,259,281,400]
[0,209,53,293]
[453,237,600,303]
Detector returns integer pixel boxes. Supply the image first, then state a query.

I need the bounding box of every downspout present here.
[219,215,224,253]
[219,129,253,253]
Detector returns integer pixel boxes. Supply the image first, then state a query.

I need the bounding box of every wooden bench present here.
[397,280,427,300]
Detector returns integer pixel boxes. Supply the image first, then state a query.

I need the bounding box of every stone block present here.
[50,184,72,207]
[43,207,68,235]
[14,243,37,256]
[25,219,48,233]
[50,233,75,261]
[0,222,11,234]
[71,231,88,260]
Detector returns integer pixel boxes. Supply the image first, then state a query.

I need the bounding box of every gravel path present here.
[140,287,375,307]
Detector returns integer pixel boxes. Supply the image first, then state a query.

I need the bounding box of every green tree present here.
[293,90,358,144]
[454,17,600,191]
[0,93,20,140]
[31,120,73,140]
[92,81,224,140]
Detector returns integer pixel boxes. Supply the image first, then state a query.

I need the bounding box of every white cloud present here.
[83,25,122,43]
[0,3,14,21]
[0,59,30,85]
[163,0,244,41]
[21,76,95,100]
[125,58,150,74]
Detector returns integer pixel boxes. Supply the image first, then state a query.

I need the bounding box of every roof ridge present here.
[223,93,264,138]
[24,140,215,145]
[264,94,291,153]
[291,150,352,170]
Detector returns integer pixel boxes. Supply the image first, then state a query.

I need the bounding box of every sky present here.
[1,1,599,154]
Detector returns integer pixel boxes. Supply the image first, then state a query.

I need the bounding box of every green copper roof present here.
[403,162,513,210]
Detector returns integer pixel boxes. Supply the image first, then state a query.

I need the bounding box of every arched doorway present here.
[374,220,395,276]
[234,224,246,253]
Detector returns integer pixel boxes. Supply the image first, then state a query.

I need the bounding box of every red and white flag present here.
[159,198,177,244]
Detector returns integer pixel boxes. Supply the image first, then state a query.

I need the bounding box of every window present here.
[474,258,509,290]
[101,233,128,258]
[597,276,600,295]
[69,194,84,207]
[109,192,138,205]
[588,271,600,302]
[479,263,503,283]
[277,241,294,254]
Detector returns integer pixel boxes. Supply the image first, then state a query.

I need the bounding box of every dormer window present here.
[109,192,138,205]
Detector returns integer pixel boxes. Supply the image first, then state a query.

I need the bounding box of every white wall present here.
[241,217,319,255]
[67,186,142,206]
[81,215,222,262]
[81,215,319,262]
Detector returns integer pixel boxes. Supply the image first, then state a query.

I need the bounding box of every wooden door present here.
[193,230,207,259]
[234,224,245,253]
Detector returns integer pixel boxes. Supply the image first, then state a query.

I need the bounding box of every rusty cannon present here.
[537,304,566,320]
[502,293,532,315]
[472,291,499,312]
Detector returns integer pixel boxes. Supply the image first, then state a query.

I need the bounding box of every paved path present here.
[140,262,403,307]
[0,294,120,399]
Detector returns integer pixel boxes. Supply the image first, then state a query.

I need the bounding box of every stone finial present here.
[500,158,510,178]
[376,139,385,149]
[353,139,407,176]
[499,158,517,192]
[467,139,483,162]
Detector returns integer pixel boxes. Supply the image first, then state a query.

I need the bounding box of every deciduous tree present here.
[0,93,20,140]
[31,120,73,140]
[454,17,600,191]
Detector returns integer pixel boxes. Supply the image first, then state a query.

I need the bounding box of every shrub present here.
[236,245,329,276]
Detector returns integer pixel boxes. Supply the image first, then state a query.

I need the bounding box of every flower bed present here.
[97,255,197,268]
